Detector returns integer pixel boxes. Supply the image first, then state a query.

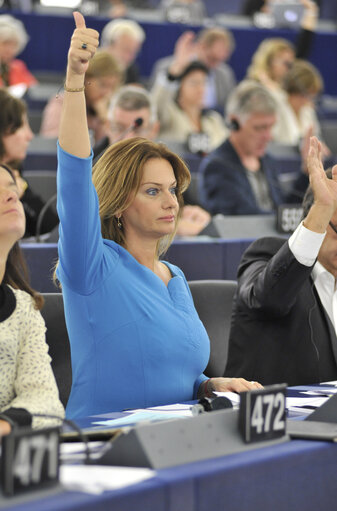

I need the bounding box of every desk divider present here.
[93,408,289,470]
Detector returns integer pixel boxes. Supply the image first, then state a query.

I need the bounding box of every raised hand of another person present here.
[304,136,337,232]
[169,31,198,77]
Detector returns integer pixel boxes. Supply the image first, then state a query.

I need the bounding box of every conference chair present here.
[41,293,71,407]
[188,279,237,377]
[184,172,202,207]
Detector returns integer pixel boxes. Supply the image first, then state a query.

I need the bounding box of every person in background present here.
[272,59,330,156]
[199,80,308,216]
[151,60,228,152]
[247,38,296,95]
[0,163,64,435]
[57,12,261,419]
[0,89,58,237]
[149,27,236,113]
[246,0,320,95]
[94,84,211,236]
[160,0,206,24]
[225,138,337,387]
[0,14,37,90]
[242,0,319,47]
[101,18,145,85]
[40,50,123,143]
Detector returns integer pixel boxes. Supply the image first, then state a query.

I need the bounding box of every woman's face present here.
[269,49,294,83]
[2,115,33,163]
[0,38,19,64]
[121,158,179,243]
[0,166,25,243]
[85,75,120,104]
[178,70,207,108]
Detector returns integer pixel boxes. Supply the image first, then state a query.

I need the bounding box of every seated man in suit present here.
[199,79,308,216]
[225,137,337,386]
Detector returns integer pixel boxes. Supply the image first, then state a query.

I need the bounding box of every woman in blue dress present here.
[58,12,261,419]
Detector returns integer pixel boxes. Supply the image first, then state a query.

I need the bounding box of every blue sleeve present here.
[56,143,117,294]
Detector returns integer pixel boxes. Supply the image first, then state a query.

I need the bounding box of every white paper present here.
[93,405,192,428]
[60,465,155,494]
[215,391,329,410]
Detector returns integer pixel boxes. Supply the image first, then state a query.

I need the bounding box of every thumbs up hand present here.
[67,11,99,78]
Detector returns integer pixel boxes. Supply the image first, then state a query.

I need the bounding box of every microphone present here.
[191,396,233,415]
[113,117,144,143]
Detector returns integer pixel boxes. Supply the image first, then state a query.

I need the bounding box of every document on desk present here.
[93,404,193,428]
[60,465,155,494]
[215,391,329,412]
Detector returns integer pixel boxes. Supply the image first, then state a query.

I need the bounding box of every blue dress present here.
[56,145,210,418]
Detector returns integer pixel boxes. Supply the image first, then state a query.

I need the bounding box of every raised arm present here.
[304,136,337,233]
[59,11,99,158]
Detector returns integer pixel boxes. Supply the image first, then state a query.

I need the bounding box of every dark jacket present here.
[199,139,307,216]
[225,236,337,386]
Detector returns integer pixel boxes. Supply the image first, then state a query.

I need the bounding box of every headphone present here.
[226,118,240,131]
[225,80,274,133]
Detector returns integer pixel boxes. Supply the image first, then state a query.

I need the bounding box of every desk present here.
[2,424,337,510]
[12,11,337,96]
[21,238,255,292]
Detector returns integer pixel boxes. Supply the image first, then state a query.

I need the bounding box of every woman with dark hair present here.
[0,89,58,237]
[56,12,261,419]
[151,59,228,152]
[0,164,64,436]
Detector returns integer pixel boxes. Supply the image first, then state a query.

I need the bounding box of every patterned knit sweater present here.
[0,284,64,429]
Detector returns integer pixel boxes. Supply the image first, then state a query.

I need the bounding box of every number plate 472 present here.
[239,383,287,443]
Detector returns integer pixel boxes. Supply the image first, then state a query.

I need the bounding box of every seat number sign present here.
[239,383,287,443]
[1,426,60,496]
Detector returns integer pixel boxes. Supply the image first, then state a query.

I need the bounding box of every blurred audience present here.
[0,14,37,92]
[101,18,145,84]
[151,60,228,153]
[243,0,319,35]
[247,38,296,95]
[160,0,206,24]
[199,80,308,216]
[149,27,236,113]
[0,89,58,237]
[40,51,123,142]
[272,59,330,156]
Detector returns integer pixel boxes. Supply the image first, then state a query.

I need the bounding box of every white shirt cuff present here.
[288,221,326,267]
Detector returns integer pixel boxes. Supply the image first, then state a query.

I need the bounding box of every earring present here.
[117,216,122,229]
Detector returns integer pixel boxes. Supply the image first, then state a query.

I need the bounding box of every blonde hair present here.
[85,50,124,81]
[92,137,190,257]
[283,59,323,96]
[247,38,295,82]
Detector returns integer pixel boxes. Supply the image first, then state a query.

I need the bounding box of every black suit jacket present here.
[225,237,337,386]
